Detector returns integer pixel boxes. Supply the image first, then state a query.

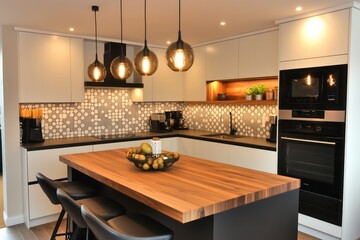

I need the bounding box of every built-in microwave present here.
[279,64,347,110]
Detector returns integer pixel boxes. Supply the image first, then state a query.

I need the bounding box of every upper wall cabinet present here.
[184,46,206,101]
[132,48,185,102]
[238,30,278,78]
[206,39,238,81]
[152,48,185,101]
[18,32,84,103]
[279,9,349,63]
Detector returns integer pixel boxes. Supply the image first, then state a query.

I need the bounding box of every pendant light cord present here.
[144,0,147,44]
[94,7,99,60]
[178,0,181,32]
[120,0,123,43]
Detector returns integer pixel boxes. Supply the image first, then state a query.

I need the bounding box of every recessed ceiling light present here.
[296,6,303,12]
[166,41,171,45]
[69,27,75,32]
[220,21,226,26]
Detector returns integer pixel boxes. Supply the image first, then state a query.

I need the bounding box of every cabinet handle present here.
[280,137,336,145]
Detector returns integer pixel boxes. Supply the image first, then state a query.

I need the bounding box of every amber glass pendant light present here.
[110,0,134,80]
[134,0,158,76]
[88,5,107,82]
[166,0,194,72]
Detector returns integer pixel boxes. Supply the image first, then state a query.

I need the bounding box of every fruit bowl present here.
[126,148,180,171]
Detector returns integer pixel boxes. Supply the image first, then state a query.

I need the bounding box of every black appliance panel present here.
[278,120,345,226]
[279,64,347,110]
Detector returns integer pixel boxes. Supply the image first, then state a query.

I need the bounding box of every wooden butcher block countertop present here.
[60,148,300,223]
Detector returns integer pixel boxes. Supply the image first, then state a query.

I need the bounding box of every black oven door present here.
[278,132,344,199]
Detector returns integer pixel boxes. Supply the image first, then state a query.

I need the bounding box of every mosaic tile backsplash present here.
[20,89,277,139]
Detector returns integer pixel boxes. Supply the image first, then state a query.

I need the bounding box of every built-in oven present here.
[278,118,345,226]
[278,64,347,226]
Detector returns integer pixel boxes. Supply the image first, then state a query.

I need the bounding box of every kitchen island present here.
[60,148,300,240]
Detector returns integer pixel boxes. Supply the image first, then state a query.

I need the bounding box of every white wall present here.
[1,26,24,226]
[342,7,360,240]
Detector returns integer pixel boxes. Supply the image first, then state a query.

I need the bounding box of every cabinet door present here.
[193,140,229,164]
[70,38,85,102]
[185,46,206,101]
[206,39,238,80]
[18,32,84,103]
[29,184,62,220]
[279,9,349,62]
[19,32,71,102]
[228,145,277,174]
[177,137,194,156]
[27,145,93,182]
[238,31,278,78]
[152,48,185,101]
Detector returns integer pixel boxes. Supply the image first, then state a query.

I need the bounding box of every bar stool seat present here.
[36,173,97,240]
[57,188,127,240]
[81,205,173,240]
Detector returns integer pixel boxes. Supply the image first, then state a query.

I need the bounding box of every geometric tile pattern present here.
[20,89,276,139]
[184,104,277,138]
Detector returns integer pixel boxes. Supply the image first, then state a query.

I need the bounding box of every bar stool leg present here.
[51,208,66,240]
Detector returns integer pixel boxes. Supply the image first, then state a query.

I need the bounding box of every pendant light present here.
[88,5,107,82]
[165,0,194,72]
[110,0,134,80]
[134,0,158,76]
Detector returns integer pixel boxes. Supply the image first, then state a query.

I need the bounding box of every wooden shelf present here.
[185,100,277,105]
[206,77,278,102]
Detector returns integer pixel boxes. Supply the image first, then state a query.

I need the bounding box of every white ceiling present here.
[0,0,356,46]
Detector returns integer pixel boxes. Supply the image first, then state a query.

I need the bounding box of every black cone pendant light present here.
[110,0,134,80]
[88,5,107,82]
[134,0,158,76]
[166,0,194,72]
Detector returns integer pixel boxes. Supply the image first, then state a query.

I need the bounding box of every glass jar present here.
[266,89,274,100]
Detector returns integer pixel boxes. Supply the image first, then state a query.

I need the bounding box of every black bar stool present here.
[36,173,97,240]
[57,188,127,240]
[81,205,173,240]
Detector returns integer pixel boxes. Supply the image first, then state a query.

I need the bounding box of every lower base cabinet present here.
[228,145,277,173]
[179,138,277,174]
[23,145,93,228]
[193,140,229,164]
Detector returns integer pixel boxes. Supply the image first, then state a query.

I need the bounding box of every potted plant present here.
[244,88,253,100]
[250,84,266,100]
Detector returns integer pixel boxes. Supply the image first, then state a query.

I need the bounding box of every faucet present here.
[229,112,237,135]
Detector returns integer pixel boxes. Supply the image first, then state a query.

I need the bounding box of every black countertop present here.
[21,130,276,152]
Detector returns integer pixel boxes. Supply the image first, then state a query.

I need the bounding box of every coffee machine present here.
[165,111,188,130]
[150,113,172,133]
[21,118,44,143]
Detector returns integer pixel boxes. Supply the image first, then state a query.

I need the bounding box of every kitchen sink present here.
[201,133,245,139]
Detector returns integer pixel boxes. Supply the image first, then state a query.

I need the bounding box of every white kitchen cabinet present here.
[205,39,238,81]
[132,48,185,102]
[29,184,61,220]
[238,30,278,78]
[227,145,277,174]
[18,31,84,103]
[23,145,93,227]
[193,139,229,164]
[152,48,185,101]
[279,9,349,63]
[184,46,206,101]
[177,137,194,156]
